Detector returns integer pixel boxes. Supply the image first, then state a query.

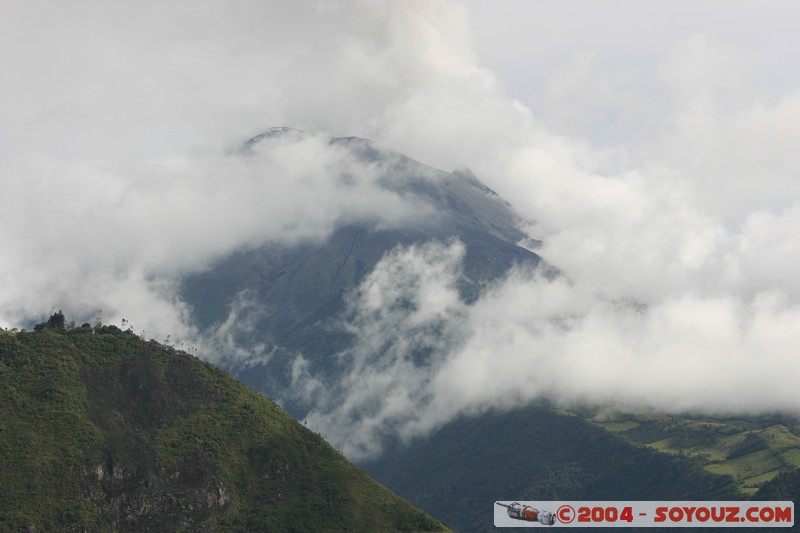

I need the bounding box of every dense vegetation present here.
[0,318,449,532]
[753,466,800,500]
[363,405,743,533]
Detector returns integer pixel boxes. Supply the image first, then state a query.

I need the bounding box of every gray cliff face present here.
[77,351,234,532]
[81,463,230,532]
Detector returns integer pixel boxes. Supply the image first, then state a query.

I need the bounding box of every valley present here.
[584,410,800,494]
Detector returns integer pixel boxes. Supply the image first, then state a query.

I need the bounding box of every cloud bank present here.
[3,1,800,458]
[1,0,473,333]
[305,240,800,460]
[0,129,425,335]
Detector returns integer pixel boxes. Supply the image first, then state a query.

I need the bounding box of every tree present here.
[34,310,67,332]
[47,310,66,331]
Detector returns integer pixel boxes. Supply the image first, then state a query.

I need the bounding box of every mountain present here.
[0,319,449,532]
[180,131,547,415]
[175,131,800,530]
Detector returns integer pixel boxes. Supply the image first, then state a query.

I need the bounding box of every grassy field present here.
[584,411,800,494]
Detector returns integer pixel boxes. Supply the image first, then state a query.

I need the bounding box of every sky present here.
[2,0,800,459]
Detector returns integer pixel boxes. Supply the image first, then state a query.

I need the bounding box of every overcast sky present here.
[2,1,799,458]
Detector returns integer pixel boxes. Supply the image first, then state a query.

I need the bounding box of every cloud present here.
[435,270,800,418]
[0,0,471,334]
[266,13,800,453]
[0,130,428,336]
[0,0,529,350]
[202,289,272,366]
[3,0,800,461]
[306,238,800,461]
[303,240,468,458]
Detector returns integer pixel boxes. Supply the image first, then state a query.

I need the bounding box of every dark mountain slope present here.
[363,405,741,533]
[0,323,449,532]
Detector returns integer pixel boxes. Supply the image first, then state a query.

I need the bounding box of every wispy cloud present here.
[2,1,800,460]
[0,130,426,335]
[307,238,800,460]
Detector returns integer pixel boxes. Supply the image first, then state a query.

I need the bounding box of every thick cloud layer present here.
[306,240,800,459]
[1,0,471,332]
[0,130,425,334]
[3,1,800,459]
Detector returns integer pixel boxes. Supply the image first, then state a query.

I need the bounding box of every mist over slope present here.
[173,131,800,461]
[3,0,799,466]
[179,131,546,457]
[4,121,800,461]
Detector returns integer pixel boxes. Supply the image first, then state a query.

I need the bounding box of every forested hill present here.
[364,405,742,533]
[0,316,449,532]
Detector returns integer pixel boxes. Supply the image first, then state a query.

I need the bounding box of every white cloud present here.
[202,290,271,366]
[305,240,467,458]
[0,0,485,335]
[308,240,800,460]
[0,130,428,336]
[3,0,800,461]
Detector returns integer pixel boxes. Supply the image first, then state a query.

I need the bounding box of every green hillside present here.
[0,318,449,532]
[585,410,800,494]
